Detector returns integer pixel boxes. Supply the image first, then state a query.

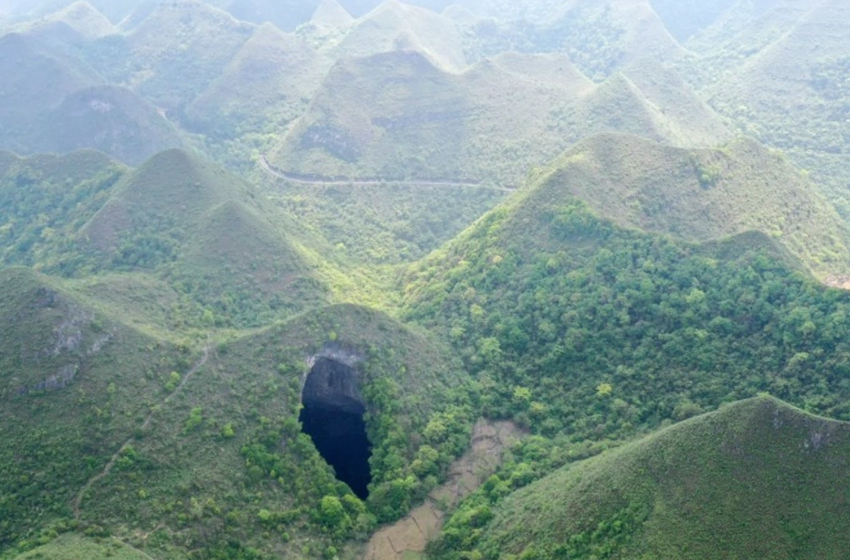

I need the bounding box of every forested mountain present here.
[268,50,729,187]
[2,1,850,560]
[435,397,850,559]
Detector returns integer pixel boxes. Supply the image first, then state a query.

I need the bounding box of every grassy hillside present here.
[184,23,326,140]
[45,85,185,165]
[0,149,125,274]
[4,3,850,560]
[268,49,729,189]
[688,0,850,214]
[0,148,339,330]
[264,179,506,266]
[13,534,149,560]
[80,148,332,328]
[118,0,255,112]
[0,31,103,153]
[0,262,474,559]
[2,296,472,560]
[434,397,850,559]
[456,0,684,80]
[262,49,730,266]
[528,133,850,279]
[328,0,468,73]
[39,1,116,38]
[0,267,188,553]
[402,172,850,446]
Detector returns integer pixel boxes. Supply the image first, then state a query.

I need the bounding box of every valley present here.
[1,1,850,560]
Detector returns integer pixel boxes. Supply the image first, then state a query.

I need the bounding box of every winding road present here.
[258,155,517,193]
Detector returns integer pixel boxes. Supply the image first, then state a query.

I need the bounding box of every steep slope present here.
[692,0,850,213]
[0,267,186,551]
[329,0,468,73]
[550,0,685,79]
[20,0,150,23]
[45,85,185,165]
[39,1,116,38]
[648,0,739,42]
[312,0,355,28]
[0,32,103,153]
[81,149,331,327]
[59,303,470,558]
[223,0,327,31]
[13,534,149,560]
[268,50,729,188]
[616,57,732,147]
[0,149,125,274]
[455,0,684,80]
[402,162,850,447]
[121,0,255,111]
[184,22,326,138]
[14,1,116,45]
[0,266,469,559]
[436,397,850,559]
[531,133,850,279]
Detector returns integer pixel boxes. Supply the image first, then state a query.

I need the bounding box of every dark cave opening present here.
[299,357,372,500]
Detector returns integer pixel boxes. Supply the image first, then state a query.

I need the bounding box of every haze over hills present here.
[0,31,103,152]
[4,1,850,560]
[691,0,850,214]
[118,0,255,112]
[184,22,327,140]
[268,48,730,187]
[24,1,117,40]
[530,133,850,279]
[327,0,468,73]
[45,85,185,165]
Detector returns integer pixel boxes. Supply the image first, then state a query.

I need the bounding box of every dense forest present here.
[2,1,850,560]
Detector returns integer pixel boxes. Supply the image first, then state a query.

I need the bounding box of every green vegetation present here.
[432,397,850,560]
[71,304,471,559]
[4,1,850,559]
[520,133,850,280]
[0,150,125,274]
[268,49,729,189]
[184,23,325,143]
[684,0,850,217]
[0,267,187,553]
[0,148,338,329]
[14,533,150,560]
[402,192,850,443]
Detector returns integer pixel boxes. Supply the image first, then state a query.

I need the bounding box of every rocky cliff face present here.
[301,357,365,414]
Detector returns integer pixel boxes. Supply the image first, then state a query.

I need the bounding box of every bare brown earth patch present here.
[362,420,523,560]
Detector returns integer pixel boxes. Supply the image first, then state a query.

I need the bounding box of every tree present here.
[319,495,348,531]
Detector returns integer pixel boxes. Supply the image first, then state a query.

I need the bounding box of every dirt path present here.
[258,156,516,193]
[73,344,210,520]
[363,420,523,560]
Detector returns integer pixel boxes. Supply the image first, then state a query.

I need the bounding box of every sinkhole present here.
[299,357,372,499]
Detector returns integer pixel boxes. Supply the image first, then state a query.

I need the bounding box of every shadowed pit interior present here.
[299,357,372,499]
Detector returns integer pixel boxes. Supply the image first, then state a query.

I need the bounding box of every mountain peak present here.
[45,1,115,38]
[311,0,353,28]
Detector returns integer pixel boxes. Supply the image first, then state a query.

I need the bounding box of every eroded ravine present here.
[362,420,523,560]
